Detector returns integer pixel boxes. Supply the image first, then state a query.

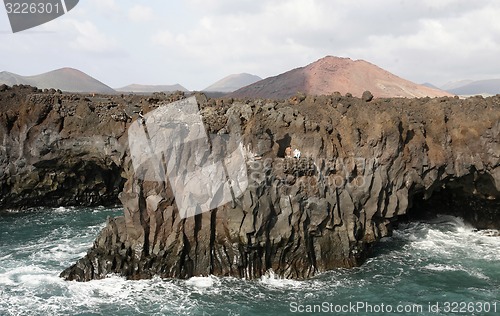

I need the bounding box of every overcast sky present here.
[1,0,500,90]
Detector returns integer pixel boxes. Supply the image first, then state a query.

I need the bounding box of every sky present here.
[1,0,500,91]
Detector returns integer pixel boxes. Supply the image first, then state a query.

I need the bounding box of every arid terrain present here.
[231,56,452,99]
[0,68,115,94]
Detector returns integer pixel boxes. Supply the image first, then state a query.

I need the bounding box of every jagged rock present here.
[1,85,498,281]
[60,93,500,281]
[0,85,183,209]
[362,90,373,102]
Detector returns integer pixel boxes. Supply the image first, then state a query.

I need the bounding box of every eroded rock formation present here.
[59,92,500,281]
[0,84,184,209]
[1,85,498,281]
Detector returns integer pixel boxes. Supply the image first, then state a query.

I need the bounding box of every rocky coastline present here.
[1,84,498,281]
[0,84,184,209]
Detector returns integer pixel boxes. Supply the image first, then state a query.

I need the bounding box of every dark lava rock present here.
[60,93,500,281]
[362,90,373,102]
[1,84,498,282]
[0,85,183,209]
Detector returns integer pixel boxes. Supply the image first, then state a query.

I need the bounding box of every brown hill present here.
[0,68,115,93]
[116,84,188,93]
[230,56,452,99]
[203,73,262,93]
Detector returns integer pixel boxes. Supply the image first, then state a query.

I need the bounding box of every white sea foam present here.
[424,263,490,280]
[185,275,216,288]
[258,269,325,289]
[53,206,72,214]
[260,270,298,287]
[0,265,51,286]
[0,254,12,260]
[424,263,460,272]
[1,270,197,316]
[1,209,498,316]
[394,215,500,262]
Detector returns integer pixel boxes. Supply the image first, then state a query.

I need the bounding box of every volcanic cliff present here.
[0,84,184,209]
[0,84,498,281]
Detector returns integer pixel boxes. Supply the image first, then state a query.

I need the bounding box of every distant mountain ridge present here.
[116,84,188,93]
[230,56,452,99]
[440,80,474,91]
[0,68,115,93]
[421,82,440,89]
[203,73,262,93]
[444,79,500,96]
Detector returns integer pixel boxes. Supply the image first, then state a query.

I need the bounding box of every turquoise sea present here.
[0,206,498,315]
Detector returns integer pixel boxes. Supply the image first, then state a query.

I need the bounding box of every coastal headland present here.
[0,84,498,281]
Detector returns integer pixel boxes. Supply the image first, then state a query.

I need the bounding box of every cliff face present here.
[0,84,183,209]
[59,92,500,281]
[1,84,498,281]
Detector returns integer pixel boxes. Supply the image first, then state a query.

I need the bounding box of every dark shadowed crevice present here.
[404,174,500,229]
[276,133,292,158]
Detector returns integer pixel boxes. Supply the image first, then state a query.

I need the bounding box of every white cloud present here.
[152,30,175,47]
[346,2,500,84]
[149,0,500,87]
[151,0,331,80]
[69,20,118,53]
[128,5,155,22]
[3,0,500,89]
[185,0,265,15]
[89,0,119,13]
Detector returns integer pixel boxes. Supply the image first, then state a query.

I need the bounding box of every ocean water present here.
[0,206,498,316]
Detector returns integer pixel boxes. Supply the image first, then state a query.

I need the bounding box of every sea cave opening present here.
[402,173,500,230]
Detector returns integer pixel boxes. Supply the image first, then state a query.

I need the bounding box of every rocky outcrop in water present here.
[1,85,498,281]
[59,92,500,281]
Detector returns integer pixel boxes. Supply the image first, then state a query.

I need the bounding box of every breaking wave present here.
[0,208,498,315]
